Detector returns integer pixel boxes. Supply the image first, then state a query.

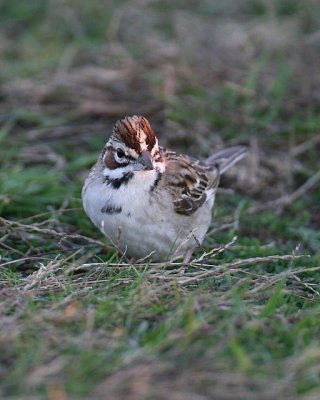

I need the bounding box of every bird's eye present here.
[116,148,125,158]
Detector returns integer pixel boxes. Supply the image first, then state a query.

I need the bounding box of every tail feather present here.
[205,145,247,174]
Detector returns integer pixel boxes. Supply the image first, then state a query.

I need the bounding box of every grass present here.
[1,0,320,399]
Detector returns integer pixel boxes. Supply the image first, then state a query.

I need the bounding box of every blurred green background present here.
[1,1,320,399]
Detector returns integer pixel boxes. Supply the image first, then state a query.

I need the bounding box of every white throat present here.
[103,166,133,179]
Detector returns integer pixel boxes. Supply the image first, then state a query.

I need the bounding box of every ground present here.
[1,0,320,399]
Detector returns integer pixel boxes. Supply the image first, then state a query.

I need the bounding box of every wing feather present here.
[161,149,219,216]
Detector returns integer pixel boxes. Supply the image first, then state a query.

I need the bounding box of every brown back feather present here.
[161,149,219,216]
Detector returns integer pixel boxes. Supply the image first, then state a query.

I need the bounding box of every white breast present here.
[83,166,214,261]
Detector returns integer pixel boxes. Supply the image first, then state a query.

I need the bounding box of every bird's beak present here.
[136,150,154,171]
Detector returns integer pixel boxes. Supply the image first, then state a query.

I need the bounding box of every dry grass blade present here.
[0,217,106,247]
[248,169,320,213]
[249,265,320,294]
[22,259,64,291]
[193,237,237,263]
[291,133,320,157]
[176,254,310,286]
[273,169,320,208]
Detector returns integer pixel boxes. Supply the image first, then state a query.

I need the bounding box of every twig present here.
[249,265,320,294]
[274,169,320,207]
[0,217,105,247]
[248,169,320,213]
[0,257,51,268]
[177,255,309,286]
[192,237,237,263]
[291,133,320,157]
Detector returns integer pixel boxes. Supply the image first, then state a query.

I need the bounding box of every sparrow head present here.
[103,115,160,171]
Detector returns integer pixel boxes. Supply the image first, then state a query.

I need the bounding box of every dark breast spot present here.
[104,171,134,189]
[101,205,122,214]
[151,171,163,192]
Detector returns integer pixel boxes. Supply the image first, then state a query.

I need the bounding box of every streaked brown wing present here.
[162,149,219,216]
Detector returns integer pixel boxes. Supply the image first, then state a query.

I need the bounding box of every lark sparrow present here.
[82,115,246,262]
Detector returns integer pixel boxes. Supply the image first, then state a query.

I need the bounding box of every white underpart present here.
[83,160,214,262]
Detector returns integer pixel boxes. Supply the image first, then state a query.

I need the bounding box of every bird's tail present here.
[205,146,247,174]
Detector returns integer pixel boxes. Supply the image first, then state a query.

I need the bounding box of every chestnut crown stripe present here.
[112,115,157,153]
